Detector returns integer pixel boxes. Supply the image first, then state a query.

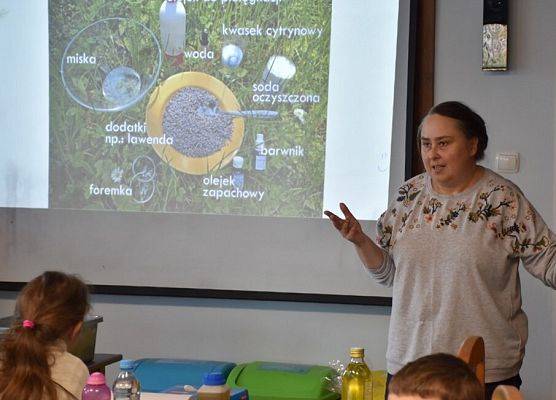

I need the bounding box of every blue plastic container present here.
[132,359,236,392]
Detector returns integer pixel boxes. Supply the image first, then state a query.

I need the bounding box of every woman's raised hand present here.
[324,203,384,270]
[324,203,367,246]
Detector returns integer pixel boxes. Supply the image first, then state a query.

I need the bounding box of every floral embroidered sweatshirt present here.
[370,167,556,382]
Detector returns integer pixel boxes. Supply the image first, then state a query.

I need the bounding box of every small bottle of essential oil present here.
[232,156,244,190]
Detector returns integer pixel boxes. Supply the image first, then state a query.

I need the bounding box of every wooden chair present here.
[492,385,524,400]
[457,336,485,387]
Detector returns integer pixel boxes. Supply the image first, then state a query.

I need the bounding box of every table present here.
[142,394,193,400]
[86,353,123,374]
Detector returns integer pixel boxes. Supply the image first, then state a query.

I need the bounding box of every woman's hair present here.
[0,271,90,400]
[388,353,484,400]
[418,101,489,160]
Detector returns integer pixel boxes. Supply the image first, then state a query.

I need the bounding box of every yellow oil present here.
[341,359,373,400]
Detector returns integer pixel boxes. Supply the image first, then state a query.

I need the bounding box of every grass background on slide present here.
[49,0,331,217]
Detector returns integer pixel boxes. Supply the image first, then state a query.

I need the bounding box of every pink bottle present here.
[82,372,111,400]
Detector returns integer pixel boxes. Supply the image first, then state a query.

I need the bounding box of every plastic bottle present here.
[253,133,266,171]
[341,347,373,400]
[112,359,141,400]
[159,0,186,57]
[82,372,111,400]
[232,156,244,190]
[197,372,230,400]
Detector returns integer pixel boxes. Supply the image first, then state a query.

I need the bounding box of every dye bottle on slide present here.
[342,347,373,400]
[253,133,267,171]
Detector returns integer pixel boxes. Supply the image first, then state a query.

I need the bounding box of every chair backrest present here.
[492,385,524,400]
[456,336,485,387]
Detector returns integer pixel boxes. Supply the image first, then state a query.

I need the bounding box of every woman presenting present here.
[325,101,556,399]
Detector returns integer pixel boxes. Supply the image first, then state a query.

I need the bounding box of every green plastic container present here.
[226,361,339,400]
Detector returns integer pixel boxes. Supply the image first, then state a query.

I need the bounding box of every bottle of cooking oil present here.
[342,347,373,400]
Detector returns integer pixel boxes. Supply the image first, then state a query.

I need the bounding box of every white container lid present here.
[266,55,296,79]
[233,156,244,168]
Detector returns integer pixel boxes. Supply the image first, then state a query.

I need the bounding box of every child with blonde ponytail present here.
[0,271,91,400]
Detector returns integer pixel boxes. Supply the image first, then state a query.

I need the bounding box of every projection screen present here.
[0,0,413,303]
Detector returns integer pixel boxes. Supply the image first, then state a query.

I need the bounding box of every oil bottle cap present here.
[350,347,364,358]
[203,372,226,386]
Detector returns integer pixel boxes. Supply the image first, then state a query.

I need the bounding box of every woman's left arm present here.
[510,189,556,288]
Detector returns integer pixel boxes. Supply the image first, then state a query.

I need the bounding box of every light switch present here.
[496,152,519,173]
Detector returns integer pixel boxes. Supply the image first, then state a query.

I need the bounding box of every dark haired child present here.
[0,271,91,400]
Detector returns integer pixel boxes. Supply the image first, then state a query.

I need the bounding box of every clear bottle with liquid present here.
[341,347,373,400]
[112,359,141,400]
[159,0,186,57]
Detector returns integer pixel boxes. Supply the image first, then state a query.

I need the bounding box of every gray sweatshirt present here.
[369,168,556,382]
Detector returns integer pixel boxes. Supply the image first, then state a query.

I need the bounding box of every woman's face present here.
[419,114,478,187]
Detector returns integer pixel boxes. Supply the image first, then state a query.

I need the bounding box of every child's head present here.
[388,353,484,400]
[0,271,90,400]
[14,270,90,341]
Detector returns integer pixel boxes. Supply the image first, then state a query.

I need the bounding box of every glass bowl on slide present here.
[61,17,161,112]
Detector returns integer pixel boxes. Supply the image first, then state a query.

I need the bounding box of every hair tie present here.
[22,320,35,329]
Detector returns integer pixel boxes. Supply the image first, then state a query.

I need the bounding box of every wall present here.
[2,0,556,397]
[0,292,391,384]
[553,57,556,398]
[435,0,556,398]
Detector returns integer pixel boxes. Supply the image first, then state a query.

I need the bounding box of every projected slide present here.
[0,1,399,219]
